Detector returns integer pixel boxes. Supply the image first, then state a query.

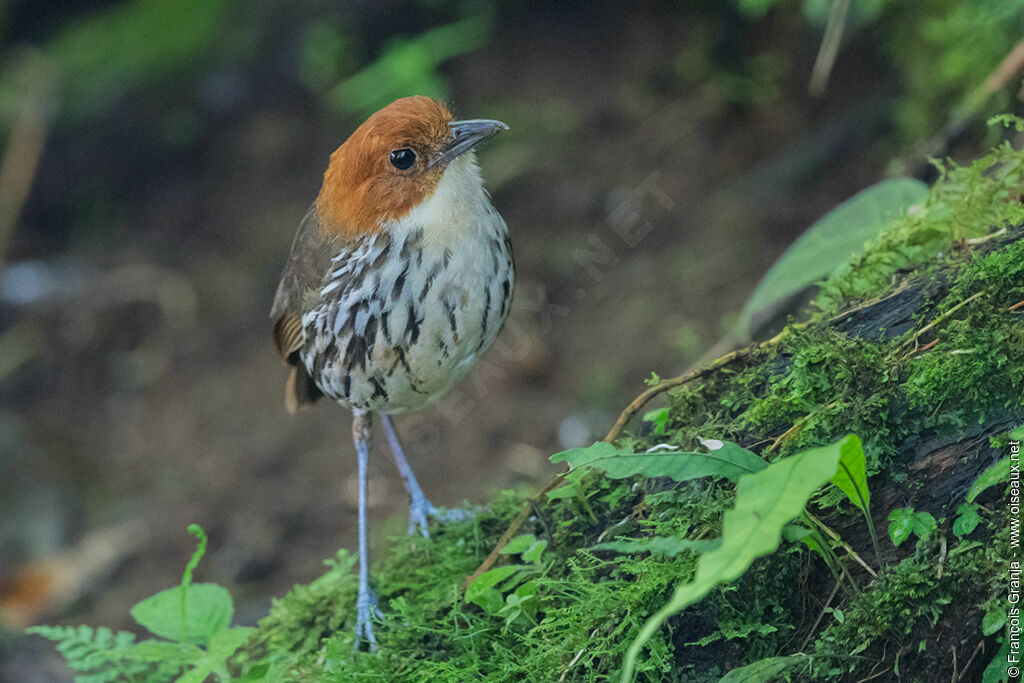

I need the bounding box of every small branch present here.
[464,475,563,588]
[892,290,986,357]
[956,640,985,682]
[808,0,849,97]
[0,51,57,270]
[897,336,940,363]
[799,581,841,652]
[603,346,754,443]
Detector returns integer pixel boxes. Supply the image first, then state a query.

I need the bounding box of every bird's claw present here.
[355,584,380,650]
[408,496,473,538]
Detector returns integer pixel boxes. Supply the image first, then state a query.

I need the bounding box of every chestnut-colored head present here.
[316,96,506,239]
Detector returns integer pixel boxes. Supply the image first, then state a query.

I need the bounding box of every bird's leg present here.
[352,410,379,650]
[380,414,469,538]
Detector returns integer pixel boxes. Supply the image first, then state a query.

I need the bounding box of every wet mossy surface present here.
[242,142,1024,681]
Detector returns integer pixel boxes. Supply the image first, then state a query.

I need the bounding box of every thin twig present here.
[464,475,563,588]
[1006,299,1024,312]
[965,227,1008,246]
[0,51,57,270]
[855,667,891,683]
[558,627,598,681]
[897,336,940,363]
[956,640,985,682]
[798,582,841,652]
[892,291,986,356]
[809,0,849,97]
[603,346,754,443]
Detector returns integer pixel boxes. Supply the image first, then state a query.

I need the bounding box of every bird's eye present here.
[389,148,416,170]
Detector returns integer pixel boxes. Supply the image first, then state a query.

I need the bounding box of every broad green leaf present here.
[738,178,928,333]
[499,535,546,563]
[718,655,806,682]
[130,583,233,645]
[952,503,981,537]
[968,458,1012,502]
[888,508,915,546]
[592,537,720,557]
[522,539,547,564]
[983,607,1007,636]
[467,587,504,615]
[981,638,1012,683]
[207,626,255,659]
[830,434,870,513]
[619,435,855,682]
[545,483,578,500]
[551,440,766,484]
[500,535,536,555]
[1011,425,1024,440]
[912,511,937,537]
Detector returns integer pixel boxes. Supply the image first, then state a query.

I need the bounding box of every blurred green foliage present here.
[322,15,492,118]
[0,0,232,125]
[730,0,1024,141]
[883,0,1024,140]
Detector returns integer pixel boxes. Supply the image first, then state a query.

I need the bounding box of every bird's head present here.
[316,96,507,240]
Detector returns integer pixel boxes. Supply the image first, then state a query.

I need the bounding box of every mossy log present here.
[248,202,1023,680]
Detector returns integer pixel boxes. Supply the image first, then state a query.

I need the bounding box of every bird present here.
[270,96,512,647]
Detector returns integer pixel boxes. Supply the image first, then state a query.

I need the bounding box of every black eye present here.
[389,148,416,170]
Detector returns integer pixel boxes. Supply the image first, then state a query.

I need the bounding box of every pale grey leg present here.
[380,413,468,538]
[352,411,379,649]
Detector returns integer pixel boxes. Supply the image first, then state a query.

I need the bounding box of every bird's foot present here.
[408,495,473,538]
[355,583,380,650]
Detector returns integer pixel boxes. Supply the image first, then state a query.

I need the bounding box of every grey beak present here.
[432,119,508,166]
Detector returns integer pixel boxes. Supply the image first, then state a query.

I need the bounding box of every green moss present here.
[232,141,1024,681]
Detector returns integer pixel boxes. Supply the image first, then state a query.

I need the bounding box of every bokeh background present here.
[1,1,1021,679]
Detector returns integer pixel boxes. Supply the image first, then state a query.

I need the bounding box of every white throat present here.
[392,153,489,247]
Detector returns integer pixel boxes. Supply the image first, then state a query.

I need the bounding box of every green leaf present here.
[544,483,578,500]
[592,536,720,557]
[738,178,928,333]
[981,638,1012,683]
[983,607,1007,636]
[912,511,937,538]
[620,435,856,682]
[499,535,546,564]
[830,434,870,513]
[551,440,766,484]
[207,626,255,659]
[1010,425,1024,440]
[888,508,914,546]
[522,539,547,564]
[968,457,1012,502]
[130,583,233,645]
[642,407,670,436]
[952,503,982,537]
[717,654,805,682]
[500,535,536,555]
[466,565,527,613]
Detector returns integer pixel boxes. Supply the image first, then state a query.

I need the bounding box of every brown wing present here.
[270,204,338,411]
